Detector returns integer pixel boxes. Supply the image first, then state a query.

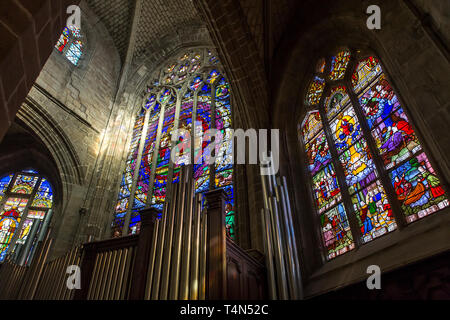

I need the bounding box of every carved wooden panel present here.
[226,238,267,300]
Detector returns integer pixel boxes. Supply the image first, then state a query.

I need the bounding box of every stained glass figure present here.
[301,111,323,143]
[312,164,342,214]
[31,179,53,208]
[56,27,70,52]
[390,153,449,223]
[10,175,38,194]
[306,77,325,106]
[370,108,422,170]
[352,57,382,94]
[329,105,363,153]
[0,170,53,263]
[320,203,354,260]
[352,180,397,243]
[358,74,401,129]
[358,75,422,169]
[339,138,378,195]
[325,86,351,121]
[352,56,449,222]
[304,131,332,176]
[195,91,212,194]
[300,51,448,257]
[329,50,351,81]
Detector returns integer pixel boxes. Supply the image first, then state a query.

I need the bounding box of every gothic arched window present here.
[0,169,53,264]
[300,49,449,260]
[55,25,84,66]
[113,49,235,238]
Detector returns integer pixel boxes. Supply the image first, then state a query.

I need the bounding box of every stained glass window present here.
[55,25,84,66]
[306,77,325,106]
[330,50,351,81]
[299,50,448,260]
[113,49,235,239]
[0,170,53,263]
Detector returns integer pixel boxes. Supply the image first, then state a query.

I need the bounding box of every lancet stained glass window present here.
[0,170,53,264]
[55,25,84,66]
[113,49,235,239]
[300,49,449,260]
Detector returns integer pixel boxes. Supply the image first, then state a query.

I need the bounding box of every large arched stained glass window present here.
[300,49,449,260]
[0,169,53,264]
[113,49,235,239]
[55,25,84,66]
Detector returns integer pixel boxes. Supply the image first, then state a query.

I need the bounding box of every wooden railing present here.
[74,235,139,300]
[0,168,267,300]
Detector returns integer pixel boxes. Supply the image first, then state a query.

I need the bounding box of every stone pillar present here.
[129,207,158,300]
[205,188,227,300]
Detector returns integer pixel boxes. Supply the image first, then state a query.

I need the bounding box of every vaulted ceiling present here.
[84,0,304,65]
[85,0,135,60]
[133,0,200,59]
[85,0,201,64]
[240,0,299,58]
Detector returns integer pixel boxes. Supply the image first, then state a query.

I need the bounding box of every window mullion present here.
[209,83,217,190]
[317,95,363,249]
[191,87,199,188]
[166,90,182,203]
[123,107,152,234]
[63,36,75,56]
[145,101,164,209]
[345,64,407,229]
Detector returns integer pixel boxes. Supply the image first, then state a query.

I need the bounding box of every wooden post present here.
[129,207,158,300]
[205,189,227,300]
[73,243,96,300]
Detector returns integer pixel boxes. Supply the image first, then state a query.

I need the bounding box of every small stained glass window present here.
[55,25,84,66]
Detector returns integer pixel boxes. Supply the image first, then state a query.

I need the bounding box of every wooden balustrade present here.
[0,170,268,300]
[74,234,139,300]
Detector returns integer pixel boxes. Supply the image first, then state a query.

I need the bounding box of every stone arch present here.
[13,97,85,255]
[271,0,450,294]
[0,124,63,215]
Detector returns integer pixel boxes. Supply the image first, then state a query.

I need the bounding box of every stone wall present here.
[11,2,122,257]
[0,0,81,143]
[413,0,450,45]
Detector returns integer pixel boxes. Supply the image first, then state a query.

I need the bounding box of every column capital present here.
[205,188,227,210]
[138,207,159,227]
